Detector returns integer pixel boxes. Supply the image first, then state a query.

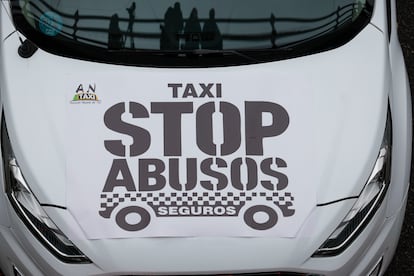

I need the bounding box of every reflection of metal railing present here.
[22,0,360,49]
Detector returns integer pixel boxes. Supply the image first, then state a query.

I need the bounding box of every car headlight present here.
[1,115,90,263]
[313,108,392,257]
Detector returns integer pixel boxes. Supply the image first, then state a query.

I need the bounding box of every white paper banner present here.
[66,70,316,239]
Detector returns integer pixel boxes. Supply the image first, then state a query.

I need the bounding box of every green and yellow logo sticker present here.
[71,84,101,104]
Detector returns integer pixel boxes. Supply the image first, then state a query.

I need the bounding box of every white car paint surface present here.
[0,0,411,275]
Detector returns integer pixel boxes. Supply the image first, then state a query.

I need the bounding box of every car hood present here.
[1,23,388,236]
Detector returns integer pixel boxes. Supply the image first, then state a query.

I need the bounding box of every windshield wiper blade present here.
[108,48,262,63]
[184,49,261,63]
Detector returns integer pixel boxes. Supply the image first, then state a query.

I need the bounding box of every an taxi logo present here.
[71,83,101,104]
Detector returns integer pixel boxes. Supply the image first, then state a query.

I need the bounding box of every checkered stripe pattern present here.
[100,191,294,209]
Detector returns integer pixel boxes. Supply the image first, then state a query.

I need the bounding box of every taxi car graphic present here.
[99,191,295,231]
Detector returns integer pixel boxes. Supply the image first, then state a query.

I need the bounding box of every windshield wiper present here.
[185,49,261,63]
[105,47,299,67]
[108,48,262,63]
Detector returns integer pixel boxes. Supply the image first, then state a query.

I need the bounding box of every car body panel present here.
[0,1,14,41]
[370,0,388,34]
[0,185,407,275]
[1,23,388,208]
[386,0,412,218]
[0,0,411,275]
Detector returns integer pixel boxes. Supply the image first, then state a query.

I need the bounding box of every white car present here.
[0,0,411,275]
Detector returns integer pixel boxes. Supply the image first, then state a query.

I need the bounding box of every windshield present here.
[10,0,373,67]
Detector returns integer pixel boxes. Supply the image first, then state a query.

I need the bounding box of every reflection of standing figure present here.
[23,0,29,9]
[201,9,222,50]
[73,10,79,41]
[270,13,277,48]
[182,8,201,50]
[108,14,124,49]
[22,0,35,26]
[160,2,183,50]
[126,2,136,49]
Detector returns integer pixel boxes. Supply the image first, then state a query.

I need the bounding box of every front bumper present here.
[0,185,408,276]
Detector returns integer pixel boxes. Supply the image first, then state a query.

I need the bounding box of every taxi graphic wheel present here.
[244,205,278,230]
[115,206,151,231]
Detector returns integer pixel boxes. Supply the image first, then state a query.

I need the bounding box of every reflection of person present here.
[201,9,222,50]
[182,8,201,50]
[73,10,79,41]
[126,2,136,48]
[108,14,124,49]
[160,2,183,50]
[270,13,277,47]
[22,0,35,27]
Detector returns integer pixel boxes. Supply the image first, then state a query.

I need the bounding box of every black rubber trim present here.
[40,204,67,210]
[316,196,358,207]
[387,0,392,42]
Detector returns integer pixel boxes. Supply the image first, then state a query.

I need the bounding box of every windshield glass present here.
[10,0,373,66]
